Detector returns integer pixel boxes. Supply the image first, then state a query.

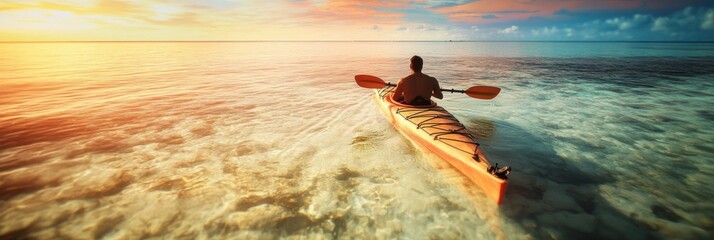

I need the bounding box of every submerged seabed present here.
[0,42,713,239]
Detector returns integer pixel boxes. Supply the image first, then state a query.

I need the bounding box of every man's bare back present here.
[392,56,443,105]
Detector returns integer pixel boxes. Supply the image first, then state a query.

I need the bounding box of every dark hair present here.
[410,55,423,72]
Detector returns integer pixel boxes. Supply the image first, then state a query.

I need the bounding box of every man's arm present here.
[392,79,405,101]
[432,77,443,99]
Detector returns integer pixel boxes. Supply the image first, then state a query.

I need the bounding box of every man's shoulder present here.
[404,73,418,78]
[403,73,437,82]
[405,73,431,78]
[402,74,417,81]
[422,74,437,82]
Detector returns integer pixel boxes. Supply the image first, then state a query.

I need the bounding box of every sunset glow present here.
[1,0,713,41]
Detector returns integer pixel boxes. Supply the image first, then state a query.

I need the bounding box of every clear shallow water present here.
[0,42,713,239]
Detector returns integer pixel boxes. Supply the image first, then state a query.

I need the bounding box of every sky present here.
[1,0,714,41]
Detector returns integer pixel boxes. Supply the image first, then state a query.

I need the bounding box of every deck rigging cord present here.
[378,85,511,179]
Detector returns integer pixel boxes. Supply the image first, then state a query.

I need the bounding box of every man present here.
[392,55,443,106]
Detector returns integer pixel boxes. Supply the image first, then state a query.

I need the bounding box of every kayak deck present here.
[373,86,508,204]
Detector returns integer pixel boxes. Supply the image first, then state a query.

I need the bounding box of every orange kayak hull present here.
[373,87,508,204]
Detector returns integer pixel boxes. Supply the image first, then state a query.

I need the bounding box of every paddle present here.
[355,74,501,100]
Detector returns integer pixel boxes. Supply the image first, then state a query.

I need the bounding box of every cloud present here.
[553,8,570,15]
[391,23,446,32]
[651,17,669,32]
[0,8,98,30]
[581,14,654,33]
[535,6,714,40]
[415,24,439,31]
[531,26,558,36]
[0,0,408,32]
[564,28,574,37]
[290,0,405,25]
[606,14,652,30]
[482,14,498,19]
[650,7,711,32]
[419,0,478,9]
[1,0,713,41]
[433,0,647,23]
[703,9,714,29]
[529,26,574,38]
[0,0,219,29]
[498,25,518,34]
[575,7,713,34]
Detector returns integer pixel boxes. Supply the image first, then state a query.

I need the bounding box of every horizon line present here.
[2,40,714,43]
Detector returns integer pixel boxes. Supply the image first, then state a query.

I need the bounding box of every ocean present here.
[1,42,712,239]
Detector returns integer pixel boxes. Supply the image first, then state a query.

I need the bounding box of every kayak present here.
[372,85,508,204]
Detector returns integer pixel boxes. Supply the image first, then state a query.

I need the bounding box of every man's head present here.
[410,55,423,73]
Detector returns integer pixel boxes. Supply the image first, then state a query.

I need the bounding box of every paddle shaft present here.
[357,75,500,100]
[385,82,473,94]
[441,88,469,94]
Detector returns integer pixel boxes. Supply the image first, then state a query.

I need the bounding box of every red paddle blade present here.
[465,86,501,99]
[355,75,387,89]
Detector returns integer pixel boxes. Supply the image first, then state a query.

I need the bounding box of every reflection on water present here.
[1,42,713,239]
